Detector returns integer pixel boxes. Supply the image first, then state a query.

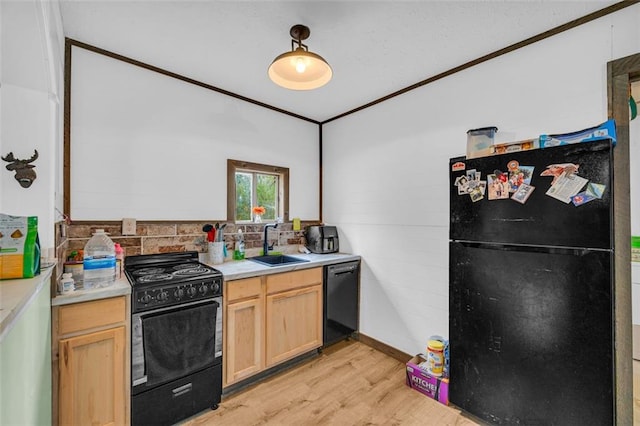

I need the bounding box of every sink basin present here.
[247,254,309,267]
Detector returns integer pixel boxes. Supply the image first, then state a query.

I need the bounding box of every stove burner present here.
[173,267,210,276]
[137,273,174,283]
[134,267,167,276]
[172,264,198,271]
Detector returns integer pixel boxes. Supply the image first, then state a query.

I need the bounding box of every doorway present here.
[630,80,640,363]
[607,51,640,425]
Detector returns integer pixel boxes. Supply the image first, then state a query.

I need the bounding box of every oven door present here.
[132,298,220,395]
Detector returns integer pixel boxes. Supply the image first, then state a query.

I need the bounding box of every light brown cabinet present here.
[52,296,129,426]
[265,269,323,367]
[223,268,323,388]
[223,277,264,386]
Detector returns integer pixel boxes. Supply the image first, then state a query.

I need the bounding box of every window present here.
[227,160,289,223]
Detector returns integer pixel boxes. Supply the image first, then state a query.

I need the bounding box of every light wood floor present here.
[184,341,640,426]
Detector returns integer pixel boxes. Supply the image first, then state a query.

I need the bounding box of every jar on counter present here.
[60,273,75,294]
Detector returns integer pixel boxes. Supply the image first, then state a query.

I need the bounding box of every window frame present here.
[227,159,289,224]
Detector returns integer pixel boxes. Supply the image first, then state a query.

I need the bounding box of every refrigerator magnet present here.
[455,175,470,195]
[487,174,509,200]
[469,186,484,202]
[586,183,606,199]
[495,170,508,182]
[540,163,580,185]
[452,161,466,172]
[478,181,487,196]
[571,191,596,206]
[466,169,480,181]
[508,165,535,193]
[511,183,535,204]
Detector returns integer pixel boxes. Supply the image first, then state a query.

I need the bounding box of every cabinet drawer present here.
[226,277,262,302]
[58,296,126,335]
[266,268,322,295]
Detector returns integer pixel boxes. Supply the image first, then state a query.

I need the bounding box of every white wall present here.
[1,0,64,255]
[323,6,640,355]
[69,47,319,221]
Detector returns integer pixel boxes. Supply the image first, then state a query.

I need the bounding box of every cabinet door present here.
[224,297,264,386]
[265,284,322,367]
[59,326,125,426]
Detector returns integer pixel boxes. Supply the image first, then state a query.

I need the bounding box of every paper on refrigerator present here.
[545,172,589,203]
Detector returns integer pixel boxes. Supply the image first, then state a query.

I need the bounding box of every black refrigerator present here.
[449,139,615,425]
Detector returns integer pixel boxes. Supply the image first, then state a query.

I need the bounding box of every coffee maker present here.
[304,226,339,254]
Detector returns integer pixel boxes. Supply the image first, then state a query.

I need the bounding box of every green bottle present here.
[233,229,245,260]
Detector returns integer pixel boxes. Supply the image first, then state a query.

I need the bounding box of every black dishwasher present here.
[323,261,360,346]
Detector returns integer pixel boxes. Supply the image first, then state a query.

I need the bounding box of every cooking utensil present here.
[203,224,215,242]
[217,224,226,241]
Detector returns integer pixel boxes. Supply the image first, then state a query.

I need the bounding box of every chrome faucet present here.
[263,223,278,255]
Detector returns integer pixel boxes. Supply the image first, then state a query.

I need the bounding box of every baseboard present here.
[358,333,412,363]
[633,324,640,360]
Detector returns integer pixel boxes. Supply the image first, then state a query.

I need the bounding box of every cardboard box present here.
[489,138,539,156]
[539,119,616,148]
[405,354,449,405]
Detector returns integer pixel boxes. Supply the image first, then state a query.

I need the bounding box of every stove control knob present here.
[212,282,220,293]
[187,286,197,297]
[158,291,169,302]
[140,293,152,304]
[199,284,208,295]
[174,288,184,299]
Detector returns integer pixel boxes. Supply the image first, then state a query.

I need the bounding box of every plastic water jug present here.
[83,229,116,289]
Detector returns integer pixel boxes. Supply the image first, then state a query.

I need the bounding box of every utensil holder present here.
[208,242,224,265]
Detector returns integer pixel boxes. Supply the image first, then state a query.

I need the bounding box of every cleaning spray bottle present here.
[234,229,245,260]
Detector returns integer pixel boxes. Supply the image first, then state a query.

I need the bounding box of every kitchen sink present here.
[247,254,309,267]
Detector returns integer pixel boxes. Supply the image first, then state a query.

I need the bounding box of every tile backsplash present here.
[58,220,319,263]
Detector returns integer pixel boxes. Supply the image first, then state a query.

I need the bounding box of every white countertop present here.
[204,253,361,281]
[50,253,360,307]
[0,266,54,342]
[51,276,131,307]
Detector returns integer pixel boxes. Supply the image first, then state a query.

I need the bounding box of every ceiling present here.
[59,1,624,123]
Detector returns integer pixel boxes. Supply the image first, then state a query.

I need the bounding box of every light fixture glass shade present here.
[268,48,332,90]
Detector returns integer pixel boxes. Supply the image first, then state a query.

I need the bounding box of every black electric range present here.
[125,251,222,314]
[125,251,224,425]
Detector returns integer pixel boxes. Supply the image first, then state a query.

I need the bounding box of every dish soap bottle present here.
[234,229,245,260]
[114,243,124,279]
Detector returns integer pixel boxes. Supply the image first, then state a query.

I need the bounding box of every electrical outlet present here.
[122,218,137,235]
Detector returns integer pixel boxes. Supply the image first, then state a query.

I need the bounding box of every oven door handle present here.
[133,376,148,387]
[172,382,192,398]
[137,298,219,317]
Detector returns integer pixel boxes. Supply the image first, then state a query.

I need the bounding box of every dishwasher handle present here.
[328,262,359,276]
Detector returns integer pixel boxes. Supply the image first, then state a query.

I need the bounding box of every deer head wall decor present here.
[2,150,39,188]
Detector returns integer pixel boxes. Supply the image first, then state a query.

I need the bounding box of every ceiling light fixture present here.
[268,24,332,90]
